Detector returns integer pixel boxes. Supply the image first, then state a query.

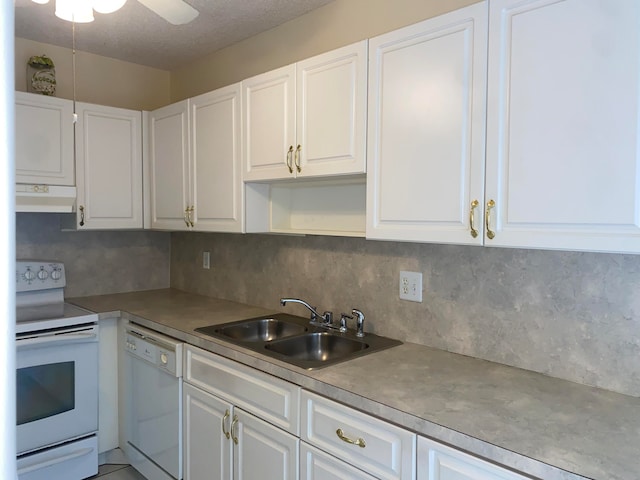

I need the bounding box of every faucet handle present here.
[352,309,365,337]
[339,313,352,333]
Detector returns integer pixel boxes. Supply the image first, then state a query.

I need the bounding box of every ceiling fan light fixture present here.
[55,0,95,22]
[31,0,50,5]
[92,0,127,15]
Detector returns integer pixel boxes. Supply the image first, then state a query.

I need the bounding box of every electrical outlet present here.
[399,271,422,302]
[203,252,210,269]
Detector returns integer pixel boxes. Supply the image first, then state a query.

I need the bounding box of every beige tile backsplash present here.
[171,232,640,398]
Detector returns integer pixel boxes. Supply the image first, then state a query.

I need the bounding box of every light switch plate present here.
[399,271,422,302]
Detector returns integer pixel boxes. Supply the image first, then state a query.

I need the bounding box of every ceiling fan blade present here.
[137,0,199,25]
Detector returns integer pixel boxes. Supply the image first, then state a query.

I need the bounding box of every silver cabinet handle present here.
[79,205,85,226]
[184,207,190,227]
[336,428,366,448]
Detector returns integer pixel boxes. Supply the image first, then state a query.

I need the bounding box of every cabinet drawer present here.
[301,390,415,480]
[418,436,529,480]
[301,442,378,480]
[184,345,300,435]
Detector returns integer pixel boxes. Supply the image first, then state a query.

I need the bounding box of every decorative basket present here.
[27,55,56,96]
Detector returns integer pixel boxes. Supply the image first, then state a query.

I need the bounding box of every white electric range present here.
[15,260,99,480]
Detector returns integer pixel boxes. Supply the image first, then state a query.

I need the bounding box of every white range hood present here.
[15,184,77,213]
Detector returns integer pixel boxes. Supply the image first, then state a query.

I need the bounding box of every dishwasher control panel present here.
[125,324,183,377]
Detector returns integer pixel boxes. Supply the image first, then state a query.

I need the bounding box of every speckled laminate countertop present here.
[68,288,640,480]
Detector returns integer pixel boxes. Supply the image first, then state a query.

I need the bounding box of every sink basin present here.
[195,313,401,370]
[265,332,368,362]
[195,314,307,342]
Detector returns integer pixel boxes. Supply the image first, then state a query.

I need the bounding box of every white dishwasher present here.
[123,324,183,480]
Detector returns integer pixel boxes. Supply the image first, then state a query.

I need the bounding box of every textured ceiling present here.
[14,0,335,70]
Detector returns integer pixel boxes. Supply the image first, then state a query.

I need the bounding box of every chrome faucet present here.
[351,309,365,337]
[340,309,366,337]
[280,298,333,325]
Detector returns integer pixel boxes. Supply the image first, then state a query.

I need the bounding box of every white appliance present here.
[123,323,183,480]
[15,184,77,213]
[15,260,99,480]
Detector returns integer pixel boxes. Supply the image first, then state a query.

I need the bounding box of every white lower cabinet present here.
[234,407,299,480]
[300,442,377,480]
[183,345,300,479]
[183,383,231,479]
[183,382,298,480]
[301,390,416,480]
[417,437,528,480]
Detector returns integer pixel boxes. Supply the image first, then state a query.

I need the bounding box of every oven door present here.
[16,323,99,454]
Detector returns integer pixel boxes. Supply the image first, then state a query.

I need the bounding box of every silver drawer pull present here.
[336,428,366,448]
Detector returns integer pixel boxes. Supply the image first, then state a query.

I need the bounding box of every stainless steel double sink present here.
[195,313,401,370]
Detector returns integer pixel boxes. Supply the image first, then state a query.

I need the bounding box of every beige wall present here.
[171,0,480,101]
[16,37,170,110]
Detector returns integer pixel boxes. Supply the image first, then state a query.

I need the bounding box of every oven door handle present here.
[17,446,95,475]
[16,331,98,349]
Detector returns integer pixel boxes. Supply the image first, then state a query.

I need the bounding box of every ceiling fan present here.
[31,0,200,25]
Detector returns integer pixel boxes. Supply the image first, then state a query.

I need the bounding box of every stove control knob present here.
[51,268,62,281]
[160,353,168,365]
[23,268,36,282]
[37,268,49,280]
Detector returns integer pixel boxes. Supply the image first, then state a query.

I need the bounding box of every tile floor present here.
[88,464,147,480]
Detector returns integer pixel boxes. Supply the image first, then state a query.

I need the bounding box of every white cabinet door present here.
[300,443,377,480]
[234,408,299,480]
[485,0,640,253]
[75,103,143,229]
[149,100,190,230]
[367,3,488,245]
[417,437,527,480]
[296,41,367,178]
[243,41,367,182]
[243,65,296,181]
[15,92,75,186]
[190,83,244,232]
[183,383,232,480]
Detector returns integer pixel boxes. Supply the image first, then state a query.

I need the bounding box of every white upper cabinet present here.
[149,99,190,230]
[15,92,75,186]
[243,41,367,181]
[243,64,296,181]
[366,3,488,245]
[190,83,244,233]
[368,0,640,254]
[74,103,143,229]
[149,83,244,232]
[295,41,367,178]
[485,0,640,253]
